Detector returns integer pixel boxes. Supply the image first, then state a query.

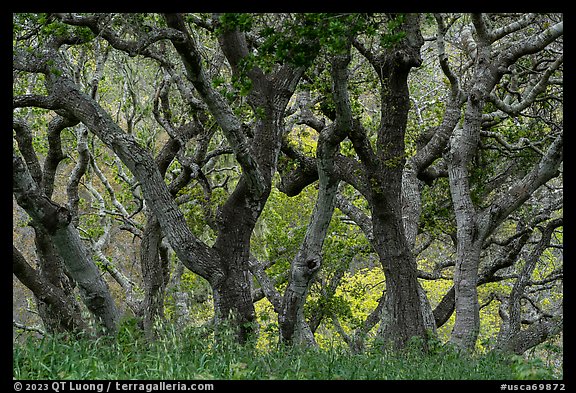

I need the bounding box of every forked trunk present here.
[211,177,264,343]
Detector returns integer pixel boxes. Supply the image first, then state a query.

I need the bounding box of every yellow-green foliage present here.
[477,281,511,351]
[335,268,385,329]
[251,182,316,272]
[300,267,386,350]
[254,298,278,351]
[287,125,318,157]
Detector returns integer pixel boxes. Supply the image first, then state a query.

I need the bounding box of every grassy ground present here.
[13,324,557,380]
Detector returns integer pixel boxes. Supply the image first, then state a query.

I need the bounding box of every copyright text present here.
[13,381,215,392]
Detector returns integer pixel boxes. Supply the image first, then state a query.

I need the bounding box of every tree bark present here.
[495,218,563,353]
[278,47,352,346]
[372,197,428,349]
[277,14,430,349]
[30,225,84,334]
[278,138,342,346]
[369,14,428,349]
[14,115,86,334]
[42,73,224,287]
[497,319,562,355]
[140,214,170,340]
[13,245,88,335]
[13,153,119,334]
[446,14,563,350]
[211,178,262,342]
[162,13,309,343]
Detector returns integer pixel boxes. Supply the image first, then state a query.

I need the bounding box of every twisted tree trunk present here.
[13,153,119,334]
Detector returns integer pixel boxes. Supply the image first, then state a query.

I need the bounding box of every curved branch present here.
[54,13,186,57]
[14,152,119,334]
[13,118,42,186]
[163,13,266,197]
[499,21,563,67]
[279,46,353,345]
[478,133,563,240]
[434,14,461,96]
[489,13,537,43]
[488,55,563,117]
[13,245,88,334]
[48,74,224,286]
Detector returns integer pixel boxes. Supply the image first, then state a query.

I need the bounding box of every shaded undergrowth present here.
[13,322,558,380]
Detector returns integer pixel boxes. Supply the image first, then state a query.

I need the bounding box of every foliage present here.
[13,328,551,380]
[251,183,315,272]
[13,12,563,376]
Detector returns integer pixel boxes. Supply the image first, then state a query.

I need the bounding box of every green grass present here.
[13,325,557,380]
